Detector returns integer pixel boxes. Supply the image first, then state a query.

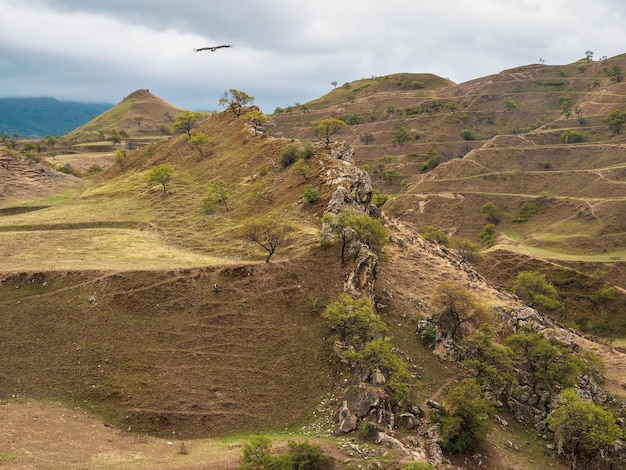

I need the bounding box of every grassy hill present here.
[2,55,626,468]
[271,53,626,335]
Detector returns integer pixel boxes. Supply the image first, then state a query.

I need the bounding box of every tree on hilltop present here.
[219,89,255,117]
[242,109,268,135]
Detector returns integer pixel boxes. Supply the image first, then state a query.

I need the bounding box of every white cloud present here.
[1,0,625,112]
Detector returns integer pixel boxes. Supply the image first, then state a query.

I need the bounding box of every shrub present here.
[417,225,449,246]
[478,224,497,247]
[322,294,387,347]
[480,202,501,223]
[303,185,319,203]
[280,143,300,168]
[562,129,584,143]
[461,129,476,141]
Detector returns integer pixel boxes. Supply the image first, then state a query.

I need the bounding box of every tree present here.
[461,324,516,395]
[187,131,210,158]
[508,270,564,316]
[171,111,200,138]
[381,168,401,185]
[585,49,594,63]
[245,218,295,262]
[202,178,230,212]
[605,64,624,83]
[506,327,581,392]
[432,281,486,341]
[392,126,412,146]
[480,202,501,223]
[219,89,255,117]
[242,109,268,135]
[547,389,620,468]
[134,116,145,127]
[450,237,484,264]
[290,159,308,180]
[503,97,517,111]
[605,109,626,134]
[331,81,338,88]
[322,293,387,347]
[440,378,496,454]
[322,210,389,263]
[314,118,347,149]
[114,149,127,170]
[147,163,174,193]
[478,224,497,247]
[558,96,573,118]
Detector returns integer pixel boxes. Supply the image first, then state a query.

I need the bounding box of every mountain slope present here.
[0,97,112,138]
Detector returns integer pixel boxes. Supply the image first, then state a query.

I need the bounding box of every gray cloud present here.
[1,0,625,112]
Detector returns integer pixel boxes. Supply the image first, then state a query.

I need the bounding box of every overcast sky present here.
[1,0,625,113]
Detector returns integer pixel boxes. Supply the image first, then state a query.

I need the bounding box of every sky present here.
[1,0,625,114]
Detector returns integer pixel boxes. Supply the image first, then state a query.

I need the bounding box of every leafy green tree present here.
[114,149,127,170]
[480,202,501,223]
[237,437,330,470]
[245,218,296,262]
[503,97,517,111]
[171,111,200,137]
[547,389,620,468]
[381,167,401,185]
[219,89,255,117]
[605,64,624,83]
[478,223,497,247]
[187,131,210,158]
[605,109,626,134]
[322,210,389,263]
[440,378,496,453]
[432,281,486,341]
[242,109,268,135]
[146,163,174,193]
[451,237,484,264]
[202,178,230,212]
[314,118,347,148]
[508,270,564,315]
[322,293,387,347]
[461,324,516,395]
[558,96,573,117]
[392,126,412,146]
[290,159,308,180]
[506,328,581,392]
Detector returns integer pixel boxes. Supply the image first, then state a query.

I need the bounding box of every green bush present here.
[562,129,584,143]
[460,128,476,141]
[237,436,331,470]
[280,143,300,168]
[303,185,319,203]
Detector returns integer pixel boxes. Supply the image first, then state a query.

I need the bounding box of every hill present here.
[0,97,112,138]
[2,56,626,468]
[271,53,626,336]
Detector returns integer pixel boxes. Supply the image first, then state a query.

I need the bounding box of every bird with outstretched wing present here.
[195,45,233,52]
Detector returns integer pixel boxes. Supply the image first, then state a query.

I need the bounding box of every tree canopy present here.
[244,218,295,262]
[219,89,255,117]
[314,118,347,148]
[146,164,174,193]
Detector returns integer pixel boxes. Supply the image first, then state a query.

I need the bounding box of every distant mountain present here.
[0,97,112,138]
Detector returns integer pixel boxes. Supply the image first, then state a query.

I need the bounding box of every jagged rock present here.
[338,400,358,433]
[397,413,418,430]
[429,442,444,464]
[343,244,378,300]
[508,398,544,424]
[426,424,443,443]
[374,431,426,460]
[343,384,382,417]
[330,141,355,163]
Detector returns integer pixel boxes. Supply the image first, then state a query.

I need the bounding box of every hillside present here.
[271,53,626,336]
[0,97,112,138]
[2,55,626,468]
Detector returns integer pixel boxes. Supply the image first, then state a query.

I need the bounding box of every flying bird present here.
[195,45,232,52]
